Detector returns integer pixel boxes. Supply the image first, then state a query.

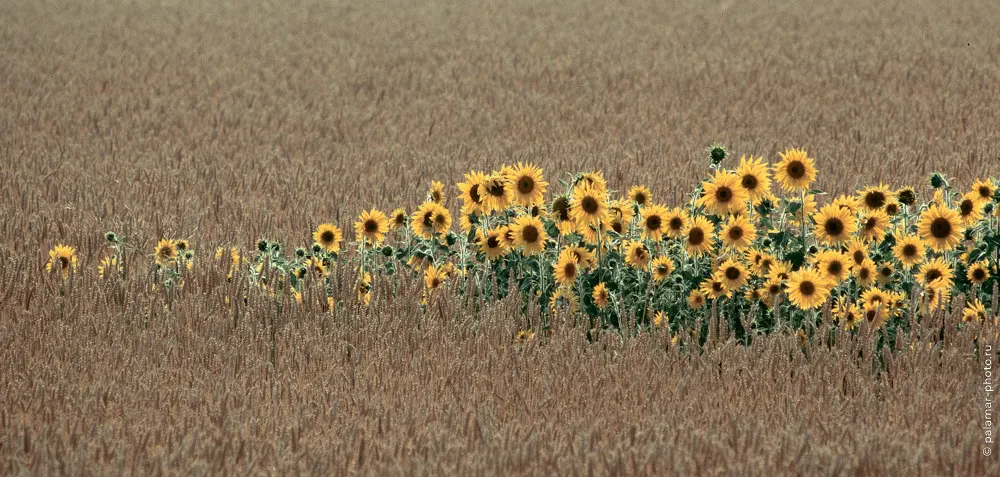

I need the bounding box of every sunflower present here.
[697,170,749,216]
[606,215,627,236]
[917,204,964,252]
[760,277,785,308]
[884,199,901,217]
[858,210,889,243]
[836,302,862,331]
[916,257,954,289]
[553,250,580,287]
[688,290,706,310]
[773,148,817,192]
[924,282,952,311]
[744,287,763,303]
[735,155,773,205]
[578,171,607,192]
[971,178,996,205]
[812,204,857,245]
[963,300,989,322]
[700,277,729,300]
[862,302,890,330]
[97,256,121,279]
[857,183,892,212]
[482,172,510,212]
[510,215,547,256]
[564,245,597,271]
[504,162,548,207]
[853,259,877,288]
[651,257,675,282]
[662,207,689,239]
[628,185,652,208]
[154,239,178,265]
[896,186,917,206]
[457,171,488,213]
[624,240,651,270]
[720,214,756,250]
[428,181,446,205]
[860,287,889,307]
[570,183,608,229]
[635,204,667,240]
[876,262,894,284]
[357,272,372,306]
[354,209,389,245]
[313,224,343,253]
[957,192,984,226]
[815,250,850,284]
[592,282,610,309]
[306,256,328,277]
[714,258,749,291]
[684,216,715,257]
[652,310,669,328]
[46,244,78,278]
[609,199,634,224]
[411,202,450,239]
[431,208,452,236]
[846,239,869,268]
[550,195,576,235]
[786,268,832,310]
[550,286,579,314]
[892,234,925,268]
[768,262,792,282]
[459,210,480,233]
[967,261,990,285]
[831,194,861,213]
[424,265,446,293]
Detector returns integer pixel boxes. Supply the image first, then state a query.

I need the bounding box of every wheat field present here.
[2,0,1000,474]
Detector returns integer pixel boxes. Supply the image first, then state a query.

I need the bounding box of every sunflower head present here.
[697,170,749,216]
[628,185,652,208]
[896,187,917,206]
[787,268,832,310]
[773,148,818,192]
[47,244,79,278]
[505,162,548,207]
[968,261,990,285]
[917,204,964,253]
[154,239,179,265]
[624,241,651,270]
[684,216,715,257]
[688,290,706,310]
[313,224,343,253]
[651,256,675,282]
[510,216,547,256]
[592,282,610,309]
[735,155,773,205]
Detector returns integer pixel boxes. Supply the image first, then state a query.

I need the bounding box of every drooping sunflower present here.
[509,215,547,256]
[638,204,669,240]
[687,289,706,310]
[651,257,675,282]
[815,250,850,285]
[963,300,989,322]
[697,170,749,216]
[857,183,892,212]
[628,185,652,208]
[684,216,715,257]
[662,207,689,239]
[967,261,990,285]
[971,178,996,205]
[479,228,509,260]
[354,209,389,245]
[916,257,955,289]
[812,204,857,246]
[553,250,580,286]
[896,186,917,206]
[389,208,408,230]
[786,268,832,310]
[504,162,548,207]
[892,234,925,268]
[773,148,817,192]
[853,259,877,288]
[714,258,749,291]
[457,171,488,214]
[428,181,447,205]
[720,214,757,250]
[154,239,178,265]
[592,282,610,309]
[858,210,889,243]
[550,195,576,235]
[459,209,480,233]
[46,244,78,278]
[313,223,343,253]
[700,277,729,300]
[957,192,984,226]
[606,215,627,236]
[482,172,511,213]
[569,183,608,230]
[917,204,964,252]
[624,241,651,270]
[735,155,773,205]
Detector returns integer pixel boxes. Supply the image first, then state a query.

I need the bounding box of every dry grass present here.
[1,0,999,474]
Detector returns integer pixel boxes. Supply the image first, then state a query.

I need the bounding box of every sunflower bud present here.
[709,144,727,166]
[105,231,118,243]
[984,203,995,215]
[270,242,282,253]
[295,247,306,258]
[382,246,393,257]
[257,240,269,252]
[929,172,947,189]
[311,243,322,254]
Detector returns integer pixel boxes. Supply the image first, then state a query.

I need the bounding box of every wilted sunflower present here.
[857,183,892,212]
[957,192,984,226]
[628,185,652,208]
[570,183,608,229]
[624,241,651,270]
[720,214,756,250]
[510,215,547,256]
[967,261,990,285]
[815,250,850,284]
[355,209,389,245]
[963,300,989,322]
[853,259,877,288]
[714,258,748,291]
[479,228,509,260]
[428,181,447,205]
[553,250,580,286]
[313,223,343,253]
[858,210,889,243]
[651,256,675,282]
[892,234,925,267]
[482,172,510,212]
[697,170,749,216]
[592,282,610,309]
[917,204,964,252]
[916,257,954,289]
[971,178,996,205]
[688,289,706,310]
[684,216,715,257]
[700,277,728,300]
[813,204,857,246]
[735,155,773,205]
[46,244,78,278]
[786,268,832,310]
[505,162,548,207]
[457,171,488,214]
[550,195,575,235]
[389,209,408,230]
[896,186,917,206]
[773,148,817,192]
[154,239,178,265]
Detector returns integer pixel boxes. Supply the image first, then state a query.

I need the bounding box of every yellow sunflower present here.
[700,277,729,300]
[688,290,706,310]
[957,192,984,226]
[836,302,862,331]
[847,238,869,268]
[564,245,597,271]
[861,302,890,330]
[354,209,389,245]
[608,199,634,224]
[553,250,580,286]
[892,234,925,268]
[550,195,576,235]
[479,228,509,260]
[917,204,964,252]
[963,300,989,322]
[815,250,850,285]
[786,268,832,310]
[570,183,608,230]
[504,162,548,207]
[858,210,889,243]
[860,287,889,308]
[853,259,877,288]
[884,199,901,217]
[735,155,773,205]
[578,171,607,192]
[428,180,447,205]
[313,223,343,253]
[697,170,749,216]
[637,204,668,240]
[509,215,547,256]
[431,207,452,236]
[550,286,579,314]
[424,265,446,293]
[720,214,757,250]
[154,239,178,265]
[876,262,894,284]
[651,256,675,282]
[760,277,785,308]
[967,261,990,285]
[652,310,669,328]
[663,207,689,239]
[97,256,121,279]
[857,183,892,212]
[714,258,749,291]
[773,148,817,192]
[916,257,954,289]
[457,171,488,213]
[46,244,78,278]
[924,282,952,312]
[624,240,651,270]
[357,272,372,306]
[628,185,652,208]
[971,178,996,205]
[389,208,408,230]
[812,204,857,246]
[896,186,917,207]
[831,194,861,213]
[684,216,715,257]
[482,172,511,212]
[592,282,610,309]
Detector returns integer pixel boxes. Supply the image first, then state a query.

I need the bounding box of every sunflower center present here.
[930,217,952,239]
[960,200,974,216]
[431,278,442,288]
[646,215,662,231]
[563,262,577,277]
[925,270,942,282]
[824,218,844,236]
[973,269,986,281]
[553,198,570,220]
[859,268,871,280]
[434,214,447,227]
[364,220,378,233]
[581,196,599,214]
[656,265,669,275]
[634,248,646,259]
[320,230,334,243]
[688,228,705,246]
[980,186,992,198]
[712,282,724,292]
[880,267,892,277]
[853,251,865,264]
[58,256,69,267]
[864,191,886,209]
[521,225,539,243]
[423,212,434,227]
[827,261,843,276]
[728,226,744,241]
[635,193,647,206]
[786,161,806,179]
[866,310,877,322]
[902,244,917,257]
[668,217,682,230]
[518,176,534,194]
[487,236,501,249]
[715,186,733,203]
[612,221,623,234]
[725,267,740,280]
[469,184,482,203]
[741,175,758,190]
[864,217,878,230]
[885,203,899,215]
[488,181,505,198]
[799,281,816,296]
[769,284,781,295]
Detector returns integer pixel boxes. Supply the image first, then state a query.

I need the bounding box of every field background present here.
[2,0,999,474]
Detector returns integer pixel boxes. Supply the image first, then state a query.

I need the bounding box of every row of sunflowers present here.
[45,146,1000,344]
